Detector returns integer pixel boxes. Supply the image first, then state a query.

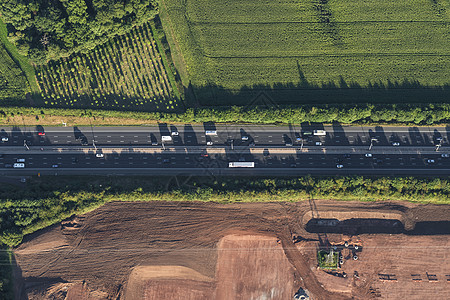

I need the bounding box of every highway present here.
[1,124,449,176]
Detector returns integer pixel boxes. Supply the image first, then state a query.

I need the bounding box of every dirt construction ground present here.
[13,200,450,300]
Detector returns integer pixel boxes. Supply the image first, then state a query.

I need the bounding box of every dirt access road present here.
[13,200,450,299]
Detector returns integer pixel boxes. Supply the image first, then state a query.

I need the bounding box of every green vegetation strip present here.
[0,19,37,94]
[1,102,450,125]
[0,175,449,247]
[0,247,13,299]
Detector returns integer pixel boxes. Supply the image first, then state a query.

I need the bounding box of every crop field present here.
[160,0,450,105]
[36,23,180,112]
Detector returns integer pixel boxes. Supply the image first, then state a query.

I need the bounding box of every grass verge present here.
[1,103,450,126]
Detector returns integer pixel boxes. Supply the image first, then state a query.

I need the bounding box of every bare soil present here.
[13,200,450,300]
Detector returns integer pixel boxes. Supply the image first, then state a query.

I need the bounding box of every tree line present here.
[1,102,450,125]
[0,0,158,63]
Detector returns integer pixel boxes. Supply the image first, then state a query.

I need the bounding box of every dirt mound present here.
[13,200,450,299]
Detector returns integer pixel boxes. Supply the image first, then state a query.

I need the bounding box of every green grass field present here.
[0,20,31,102]
[160,0,450,105]
[35,23,181,112]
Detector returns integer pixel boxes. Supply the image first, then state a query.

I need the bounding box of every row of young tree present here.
[0,0,158,63]
[0,175,448,247]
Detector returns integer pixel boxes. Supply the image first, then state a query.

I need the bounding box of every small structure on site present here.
[317,248,339,270]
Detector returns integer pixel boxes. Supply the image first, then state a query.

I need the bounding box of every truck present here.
[313,130,326,136]
[228,162,254,168]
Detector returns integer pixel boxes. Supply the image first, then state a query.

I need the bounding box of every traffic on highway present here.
[0,124,449,175]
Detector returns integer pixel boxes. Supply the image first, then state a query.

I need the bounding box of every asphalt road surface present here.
[1,125,449,147]
[1,125,449,176]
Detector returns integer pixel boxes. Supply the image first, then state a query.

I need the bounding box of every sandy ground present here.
[13,200,450,300]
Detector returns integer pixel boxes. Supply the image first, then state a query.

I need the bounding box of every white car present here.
[171,131,179,136]
[96,153,104,158]
[336,164,344,169]
[365,153,373,158]
[1,137,8,142]
[427,159,435,164]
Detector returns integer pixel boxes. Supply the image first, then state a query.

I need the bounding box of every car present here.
[171,131,179,136]
[1,137,8,142]
[315,141,323,146]
[241,136,249,141]
[17,158,25,162]
[392,142,400,146]
[336,164,344,169]
[427,159,435,164]
[151,141,158,146]
[365,153,373,158]
[206,141,213,146]
[38,132,45,136]
[13,163,25,168]
[441,153,449,158]
[52,164,59,168]
[95,153,104,158]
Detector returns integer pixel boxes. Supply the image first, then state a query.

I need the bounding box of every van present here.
[313,130,326,136]
[13,163,25,168]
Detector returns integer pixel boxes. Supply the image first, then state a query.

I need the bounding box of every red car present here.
[38,132,45,136]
